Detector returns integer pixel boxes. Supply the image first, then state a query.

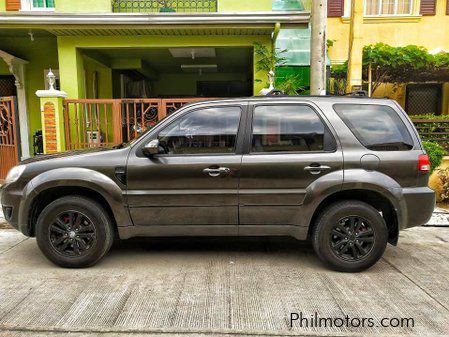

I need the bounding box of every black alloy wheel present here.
[48,211,97,257]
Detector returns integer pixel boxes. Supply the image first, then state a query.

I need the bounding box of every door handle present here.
[304,164,331,175]
[203,167,231,177]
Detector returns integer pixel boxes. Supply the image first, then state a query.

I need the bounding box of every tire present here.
[36,196,114,268]
[312,200,388,272]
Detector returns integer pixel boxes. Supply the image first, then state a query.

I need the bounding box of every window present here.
[334,104,414,151]
[158,106,241,155]
[251,105,336,153]
[365,0,413,15]
[19,0,54,10]
[32,0,54,9]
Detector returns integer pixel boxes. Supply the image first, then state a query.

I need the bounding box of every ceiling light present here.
[170,48,216,59]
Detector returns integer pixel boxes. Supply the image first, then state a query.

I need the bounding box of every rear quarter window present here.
[333,104,414,151]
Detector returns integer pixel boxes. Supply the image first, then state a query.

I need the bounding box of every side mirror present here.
[142,139,160,157]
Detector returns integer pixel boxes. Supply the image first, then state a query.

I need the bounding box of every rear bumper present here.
[401,187,435,230]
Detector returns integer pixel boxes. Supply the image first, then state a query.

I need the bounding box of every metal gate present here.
[406,84,442,115]
[63,98,214,150]
[0,97,19,181]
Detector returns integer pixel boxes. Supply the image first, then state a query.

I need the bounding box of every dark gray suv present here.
[1,97,435,272]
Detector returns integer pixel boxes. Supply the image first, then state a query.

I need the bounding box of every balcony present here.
[112,0,218,13]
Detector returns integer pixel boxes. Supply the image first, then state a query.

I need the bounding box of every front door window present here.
[158,106,241,155]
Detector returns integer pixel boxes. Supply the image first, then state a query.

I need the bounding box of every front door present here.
[126,104,245,235]
[238,102,343,232]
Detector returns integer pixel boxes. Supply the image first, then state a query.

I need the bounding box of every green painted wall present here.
[0,36,59,155]
[151,72,249,96]
[0,59,9,74]
[0,0,274,13]
[55,0,111,13]
[83,55,113,99]
[57,35,271,98]
[219,0,272,12]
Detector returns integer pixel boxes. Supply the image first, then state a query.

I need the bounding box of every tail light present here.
[418,154,430,172]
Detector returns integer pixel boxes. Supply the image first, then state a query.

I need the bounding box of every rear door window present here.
[251,104,336,153]
[333,104,414,151]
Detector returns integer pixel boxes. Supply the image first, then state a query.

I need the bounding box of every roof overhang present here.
[0,11,309,36]
[0,11,309,26]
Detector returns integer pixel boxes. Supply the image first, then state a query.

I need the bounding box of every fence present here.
[112,0,218,13]
[411,118,449,151]
[0,97,19,181]
[63,98,213,150]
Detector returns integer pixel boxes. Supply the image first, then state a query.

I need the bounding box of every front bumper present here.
[401,186,435,230]
[0,182,27,234]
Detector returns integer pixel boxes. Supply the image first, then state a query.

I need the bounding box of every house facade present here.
[327,0,449,115]
[1,0,449,165]
[0,0,310,160]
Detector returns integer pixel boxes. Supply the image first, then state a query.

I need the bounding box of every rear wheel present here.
[312,200,388,272]
[36,196,114,268]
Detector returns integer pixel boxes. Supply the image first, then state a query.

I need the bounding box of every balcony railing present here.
[112,0,218,13]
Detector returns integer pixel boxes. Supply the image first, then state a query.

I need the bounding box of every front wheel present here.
[36,196,114,268]
[312,200,388,272]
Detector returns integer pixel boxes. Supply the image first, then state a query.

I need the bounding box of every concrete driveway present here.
[0,226,448,337]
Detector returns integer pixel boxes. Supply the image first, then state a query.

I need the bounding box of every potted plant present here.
[157,0,176,12]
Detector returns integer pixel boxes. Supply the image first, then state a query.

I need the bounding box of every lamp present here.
[47,69,56,91]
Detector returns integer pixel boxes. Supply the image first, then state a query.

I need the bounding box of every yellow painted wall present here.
[0,0,5,12]
[328,0,449,63]
[328,0,449,112]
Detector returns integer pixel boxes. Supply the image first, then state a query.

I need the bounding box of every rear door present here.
[238,102,343,231]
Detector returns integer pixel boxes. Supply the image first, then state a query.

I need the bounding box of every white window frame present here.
[364,0,413,16]
[20,0,55,12]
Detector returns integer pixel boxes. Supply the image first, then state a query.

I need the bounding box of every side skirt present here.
[117,224,308,240]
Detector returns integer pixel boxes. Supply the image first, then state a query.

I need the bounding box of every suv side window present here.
[251,104,336,153]
[333,104,414,151]
[158,106,241,155]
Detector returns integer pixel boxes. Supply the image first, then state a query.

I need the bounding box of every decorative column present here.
[346,0,364,93]
[0,50,30,159]
[36,70,68,154]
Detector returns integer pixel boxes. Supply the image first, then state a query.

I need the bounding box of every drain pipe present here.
[272,22,281,57]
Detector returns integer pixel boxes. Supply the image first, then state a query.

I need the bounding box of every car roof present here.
[184,95,394,107]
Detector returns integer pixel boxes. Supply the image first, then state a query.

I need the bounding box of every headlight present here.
[5,165,26,184]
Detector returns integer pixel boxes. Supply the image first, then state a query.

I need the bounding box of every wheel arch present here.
[307,189,400,245]
[19,168,132,236]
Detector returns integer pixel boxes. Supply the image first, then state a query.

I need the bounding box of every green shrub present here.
[423,141,446,173]
[409,114,440,120]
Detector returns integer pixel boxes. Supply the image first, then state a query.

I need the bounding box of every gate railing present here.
[112,0,218,13]
[411,118,449,151]
[63,97,214,150]
[0,96,19,180]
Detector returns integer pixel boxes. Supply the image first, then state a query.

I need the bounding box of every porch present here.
[62,97,214,150]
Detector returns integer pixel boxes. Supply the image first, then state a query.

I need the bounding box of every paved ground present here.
[0,224,448,337]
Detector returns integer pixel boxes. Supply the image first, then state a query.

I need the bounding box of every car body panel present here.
[0,96,435,243]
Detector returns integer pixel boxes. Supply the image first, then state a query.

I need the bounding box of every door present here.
[239,103,343,230]
[126,104,245,235]
[406,84,442,115]
[0,96,19,181]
